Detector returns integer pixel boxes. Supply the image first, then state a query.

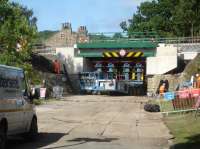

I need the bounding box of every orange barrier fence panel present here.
[171,89,200,110]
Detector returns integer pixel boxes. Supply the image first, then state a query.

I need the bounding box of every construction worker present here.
[159,83,165,96]
[53,59,61,74]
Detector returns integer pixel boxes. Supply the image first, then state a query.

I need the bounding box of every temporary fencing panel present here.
[164,92,175,101]
[161,89,200,112]
[191,89,200,98]
[173,89,200,110]
[53,86,63,99]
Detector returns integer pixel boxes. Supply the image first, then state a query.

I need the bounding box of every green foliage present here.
[89,34,111,41]
[113,33,123,39]
[120,21,128,31]
[0,0,38,82]
[183,54,200,80]
[33,99,44,105]
[35,30,58,44]
[148,99,174,112]
[122,0,200,37]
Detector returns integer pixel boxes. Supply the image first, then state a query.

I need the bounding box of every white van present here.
[0,65,38,149]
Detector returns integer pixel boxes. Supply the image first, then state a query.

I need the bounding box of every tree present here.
[0,0,38,79]
[35,30,58,44]
[89,33,111,41]
[113,33,123,39]
[120,21,128,32]
[121,0,200,37]
[173,0,200,37]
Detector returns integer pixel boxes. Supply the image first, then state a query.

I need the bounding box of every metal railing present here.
[85,32,200,44]
[33,47,56,55]
[149,89,200,113]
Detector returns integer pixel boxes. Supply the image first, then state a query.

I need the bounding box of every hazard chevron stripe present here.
[126,52,134,57]
[134,52,142,58]
[103,51,143,58]
[111,52,119,57]
[104,52,112,57]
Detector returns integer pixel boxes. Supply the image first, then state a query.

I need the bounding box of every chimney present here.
[62,22,72,32]
[78,26,88,35]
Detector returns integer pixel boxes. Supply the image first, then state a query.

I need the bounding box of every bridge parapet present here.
[176,43,200,53]
[33,47,56,55]
[79,32,200,44]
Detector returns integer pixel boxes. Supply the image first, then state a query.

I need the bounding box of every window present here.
[61,33,65,39]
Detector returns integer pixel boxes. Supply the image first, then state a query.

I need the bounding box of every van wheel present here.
[26,117,38,141]
[0,123,7,149]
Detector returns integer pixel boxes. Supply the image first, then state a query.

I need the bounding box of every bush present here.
[33,99,43,105]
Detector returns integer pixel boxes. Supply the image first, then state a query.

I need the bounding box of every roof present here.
[77,40,158,49]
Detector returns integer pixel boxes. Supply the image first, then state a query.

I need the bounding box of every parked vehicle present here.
[0,65,38,149]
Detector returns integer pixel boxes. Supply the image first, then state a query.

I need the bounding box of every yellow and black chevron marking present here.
[103,51,144,58]
[126,51,134,57]
[133,51,143,58]
[111,51,119,57]
[103,52,112,57]
[103,51,119,58]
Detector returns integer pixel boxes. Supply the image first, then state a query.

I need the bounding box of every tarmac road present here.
[7,95,171,149]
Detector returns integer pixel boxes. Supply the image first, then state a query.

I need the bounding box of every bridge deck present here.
[77,40,157,49]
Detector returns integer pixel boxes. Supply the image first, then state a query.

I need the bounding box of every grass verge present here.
[148,99,174,112]
[164,112,200,149]
[33,98,59,105]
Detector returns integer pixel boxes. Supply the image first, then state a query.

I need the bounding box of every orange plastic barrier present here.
[177,90,190,99]
[191,89,200,98]
[176,89,200,99]
[172,89,200,110]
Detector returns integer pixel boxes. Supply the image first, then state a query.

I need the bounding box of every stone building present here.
[45,22,89,47]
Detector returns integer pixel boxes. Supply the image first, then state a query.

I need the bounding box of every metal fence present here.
[86,32,200,44]
[149,89,200,113]
[33,47,56,55]
[52,86,64,99]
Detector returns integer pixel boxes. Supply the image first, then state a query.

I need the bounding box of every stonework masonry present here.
[45,22,89,47]
[147,73,186,94]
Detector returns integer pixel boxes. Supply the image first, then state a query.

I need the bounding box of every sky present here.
[12,0,147,33]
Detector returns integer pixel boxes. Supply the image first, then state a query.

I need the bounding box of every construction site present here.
[33,22,200,98]
[1,0,200,148]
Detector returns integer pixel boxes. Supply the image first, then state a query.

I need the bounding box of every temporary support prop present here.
[135,63,144,81]
[107,63,114,79]
[123,63,130,80]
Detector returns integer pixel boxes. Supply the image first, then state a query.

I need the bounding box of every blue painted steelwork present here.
[79,62,144,95]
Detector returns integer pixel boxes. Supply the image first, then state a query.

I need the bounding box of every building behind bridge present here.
[45,22,89,47]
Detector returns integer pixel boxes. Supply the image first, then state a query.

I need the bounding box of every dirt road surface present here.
[7,95,171,149]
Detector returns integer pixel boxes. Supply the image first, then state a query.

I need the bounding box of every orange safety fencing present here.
[170,89,200,110]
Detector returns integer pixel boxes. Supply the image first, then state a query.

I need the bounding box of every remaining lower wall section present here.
[147,44,177,75]
[68,74,81,94]
[56,47,84,74]
[147,73,186,94]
